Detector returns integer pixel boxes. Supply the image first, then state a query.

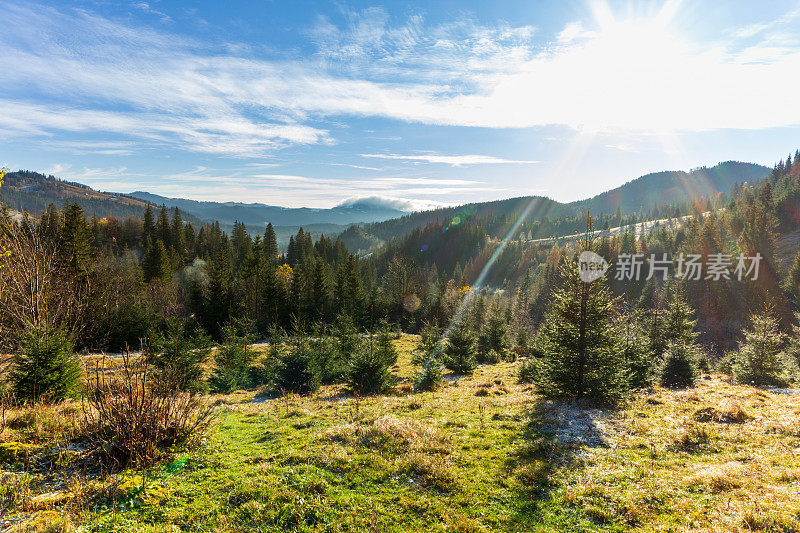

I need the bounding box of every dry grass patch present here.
[324,415,450,454]
[693,399,751,424]
[400,452,459,492]
[686,461,747,492]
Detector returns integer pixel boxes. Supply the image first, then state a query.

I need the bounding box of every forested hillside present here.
[0,153,794,356]
[130,191,407,228]
[344,160,769,251]
[1,152,799,532]
[1,170,204,226]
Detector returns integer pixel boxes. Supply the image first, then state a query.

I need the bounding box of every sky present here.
[1,0,800,209]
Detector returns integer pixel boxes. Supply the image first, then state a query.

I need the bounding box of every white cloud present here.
[328,163,384,171]
[44,163,71,175]
[77,164,504,208]
[370,177,483,185]
[132,2,171,23]
[336,195,453,212]
[361,153,541,167]
[2,0,800,161]
[557,22,597,43]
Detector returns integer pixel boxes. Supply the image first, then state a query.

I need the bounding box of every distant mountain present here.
[1,160,769,252]
[573,161,770,214]
[0,170,202,226]
[346,161,771,250]
[129,191,407,228]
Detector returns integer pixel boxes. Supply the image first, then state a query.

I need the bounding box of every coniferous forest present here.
[1,150,800,531]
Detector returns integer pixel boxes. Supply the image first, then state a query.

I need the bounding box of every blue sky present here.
[1,0,800,209]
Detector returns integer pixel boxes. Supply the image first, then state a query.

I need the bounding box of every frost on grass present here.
[528,401,618,448]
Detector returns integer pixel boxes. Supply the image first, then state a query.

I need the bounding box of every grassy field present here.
[1,335,799,532]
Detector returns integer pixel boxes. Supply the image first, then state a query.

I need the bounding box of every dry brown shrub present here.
[82,352,212,469]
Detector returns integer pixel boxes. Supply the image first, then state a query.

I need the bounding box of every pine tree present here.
[156,205,171,249]
[10,323,82,402]
[442,319,477,374]
[535,225,627,404]
[145,320,211,393]
[59,202,93,273]
[143,205,155,244]
[264,223,278,264]
[660,340,700,388]
[142,238,171,282]
[209,320,256,393]
[347,335,397,395]
[733,311,791,386]
[270,328,319,395]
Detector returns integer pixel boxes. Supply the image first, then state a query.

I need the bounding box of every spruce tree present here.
[270,329,319,395]
[145,320,212,393]
[415,320,442,364]
[484,314,510,358]
[664,282,699,346]
[143,205,155,244]
[733,311,791,386]
[11,323,82,402]
[784,251,800,308]
[655,284,702,387]
[264,223,278,264]
[156,205,171,249]
[660,340,700,388]
[209,320,256,393]
[59,202,93,274]
[205,251,233,337]
[310,260,329,322]
[535,228,627,404]
[143,238,171,282]
[789,313,800,370]
[619,307,654,389]
[442,319,477,374]
[374,321,399,368]
[413,356,443,392]
[347,336,397,395]
[171,207,186,260]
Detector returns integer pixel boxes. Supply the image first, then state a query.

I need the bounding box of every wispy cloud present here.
[73,164,505,208]
[44,163,71,175]
[361,153,541,167]
[131,2,171,23]
[328,163,384,171]
[2,0,800,164]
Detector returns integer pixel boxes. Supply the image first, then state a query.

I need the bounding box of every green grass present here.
[2,335,799,532]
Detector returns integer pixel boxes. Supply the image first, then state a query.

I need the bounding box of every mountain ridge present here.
[0,161,770,251]
[128,191,407,228]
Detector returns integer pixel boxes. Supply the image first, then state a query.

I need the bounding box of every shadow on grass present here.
[506,398,617,529]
